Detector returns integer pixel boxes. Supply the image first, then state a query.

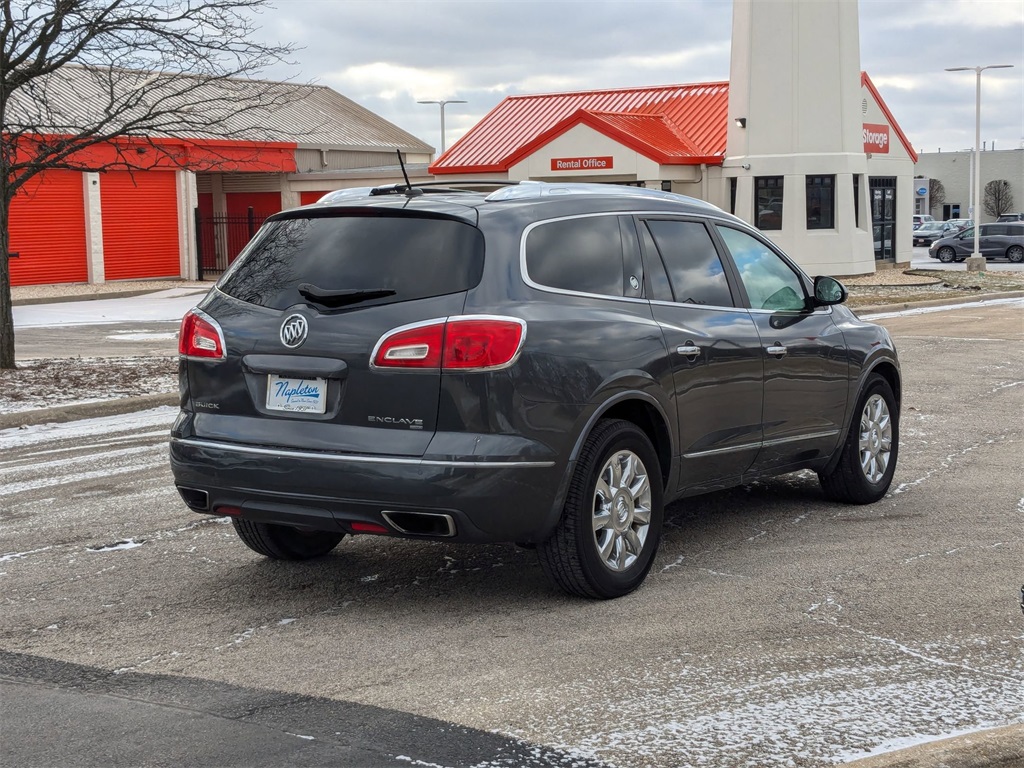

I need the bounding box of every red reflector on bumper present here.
[350,521,390,534]
[216,505,242,517]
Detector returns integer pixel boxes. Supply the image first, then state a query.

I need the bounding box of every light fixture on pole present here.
[417,99,467,155]
[944,64,1013,271]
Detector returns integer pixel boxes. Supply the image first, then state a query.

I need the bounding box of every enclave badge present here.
[280,314,308,348]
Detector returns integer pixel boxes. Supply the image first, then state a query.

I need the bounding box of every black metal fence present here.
[194,207,269,279]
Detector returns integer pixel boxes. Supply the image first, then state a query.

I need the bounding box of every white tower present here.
[725,0,875,275]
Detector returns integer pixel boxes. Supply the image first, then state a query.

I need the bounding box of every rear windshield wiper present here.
[298,283,397,308]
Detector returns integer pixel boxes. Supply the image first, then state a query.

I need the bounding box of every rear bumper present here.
[169,436,569,544]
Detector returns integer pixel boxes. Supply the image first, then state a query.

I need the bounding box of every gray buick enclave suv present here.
[171,181,901,598]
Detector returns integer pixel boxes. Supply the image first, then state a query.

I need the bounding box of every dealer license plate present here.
[266,375,327,414]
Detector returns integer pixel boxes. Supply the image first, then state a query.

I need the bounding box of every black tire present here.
[538,419,664,599]
[937,247,956,263]
[818,375,899,504]
[1007,245,1024,264]
[232,519,344,560]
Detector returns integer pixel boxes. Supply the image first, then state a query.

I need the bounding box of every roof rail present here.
[368,180,520,197]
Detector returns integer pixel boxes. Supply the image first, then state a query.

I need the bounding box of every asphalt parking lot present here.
[1,299,1022,767]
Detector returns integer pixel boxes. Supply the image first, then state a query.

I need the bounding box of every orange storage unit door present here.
[299,191,332,206]
[8,171,88,286]
[101,171,180,280]
[225,191,282,218]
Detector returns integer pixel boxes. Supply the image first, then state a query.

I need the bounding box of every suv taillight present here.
[373,316,526,371]
[179,309,226,359]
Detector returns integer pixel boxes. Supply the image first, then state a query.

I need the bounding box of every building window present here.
[756,176,783,230]
[853,175,861,228]
[729,177,737,215]
[806,175,835,230]
[869,177,896,261]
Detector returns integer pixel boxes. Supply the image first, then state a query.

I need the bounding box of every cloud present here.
[323,62,462,102]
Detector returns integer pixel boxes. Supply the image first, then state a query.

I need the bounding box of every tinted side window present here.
[643,219,734,307]
[525,215,624,297]
[218,214,484,310]
[756,177,784,230]
[716,226,808,312]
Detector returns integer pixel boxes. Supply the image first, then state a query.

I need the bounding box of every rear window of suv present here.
[217,213,485,310]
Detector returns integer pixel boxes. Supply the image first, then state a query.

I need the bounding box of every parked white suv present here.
[912,214,935,230]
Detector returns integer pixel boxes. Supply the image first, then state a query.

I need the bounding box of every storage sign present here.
[550,156,614,171]
[863,123,890,154]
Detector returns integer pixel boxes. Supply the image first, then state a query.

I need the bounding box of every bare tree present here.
[1,0,300,369]
[983,179,1013,218]
[928,178,946,215]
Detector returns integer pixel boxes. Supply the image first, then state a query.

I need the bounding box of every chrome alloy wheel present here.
[592,449,652,571]
[858,393,893,484]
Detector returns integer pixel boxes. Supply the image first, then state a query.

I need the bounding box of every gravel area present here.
[843,269,1024,307]
[0,357,177,416]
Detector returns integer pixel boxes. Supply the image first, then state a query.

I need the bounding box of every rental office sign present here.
[550,156,614,171]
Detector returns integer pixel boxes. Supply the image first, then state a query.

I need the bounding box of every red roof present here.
[431,82,730,174]
[431,74,916,174]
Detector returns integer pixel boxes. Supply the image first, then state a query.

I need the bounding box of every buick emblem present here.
[280,314,308,348]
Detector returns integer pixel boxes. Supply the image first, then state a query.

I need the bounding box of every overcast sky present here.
[254,0,1023,157]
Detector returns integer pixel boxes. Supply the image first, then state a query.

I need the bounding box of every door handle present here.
[676,344,701,358]
[766,345,788,357]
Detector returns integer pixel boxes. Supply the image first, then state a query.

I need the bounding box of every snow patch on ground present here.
[859,296,1023,320]
[0,407,178,446]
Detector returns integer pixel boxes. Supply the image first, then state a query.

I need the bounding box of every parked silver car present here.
[945,218,973,232]
[928,222,1024,263]
[912,221,953,246]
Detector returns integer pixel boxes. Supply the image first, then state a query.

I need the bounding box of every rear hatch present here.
[182,204,484,458]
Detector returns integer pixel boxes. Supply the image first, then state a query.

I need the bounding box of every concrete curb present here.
[840,724,1024,767]
[852,290,1024,316]
[0,392,178,430]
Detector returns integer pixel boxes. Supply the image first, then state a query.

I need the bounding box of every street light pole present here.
[945,64,1013,272]
[417,99,467,156]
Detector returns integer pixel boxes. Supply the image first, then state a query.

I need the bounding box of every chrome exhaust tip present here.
[381,511,456,537]
[176,486,210,511]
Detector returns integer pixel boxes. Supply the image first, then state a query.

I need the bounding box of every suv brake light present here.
[373,316,526,371]
[372,322,444,369]
[179,309,226,359]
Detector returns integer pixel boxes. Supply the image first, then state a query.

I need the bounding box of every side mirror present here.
[813,275,847,306]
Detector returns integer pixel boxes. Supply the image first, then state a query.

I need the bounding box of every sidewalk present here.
[10,278,211,306]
